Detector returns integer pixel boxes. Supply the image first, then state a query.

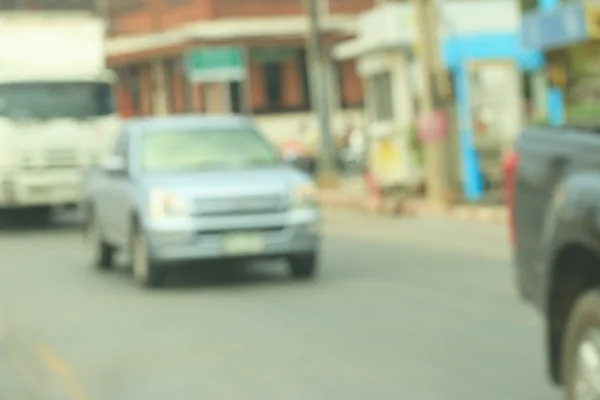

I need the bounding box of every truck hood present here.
[0,115,121,168]
[142,164,310,198]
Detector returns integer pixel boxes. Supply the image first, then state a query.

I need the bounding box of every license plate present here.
[222,232,266,255]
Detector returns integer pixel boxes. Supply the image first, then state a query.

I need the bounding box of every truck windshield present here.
[0,81,114,120]
[142,128,281,173]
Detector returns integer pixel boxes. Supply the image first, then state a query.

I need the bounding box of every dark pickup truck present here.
[507,126,600,399]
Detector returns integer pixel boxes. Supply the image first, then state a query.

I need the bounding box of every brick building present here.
[106,0,371,127]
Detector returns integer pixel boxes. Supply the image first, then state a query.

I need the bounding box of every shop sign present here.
[185,46,246,83]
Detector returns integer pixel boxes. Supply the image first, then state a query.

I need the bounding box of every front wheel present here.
[562,290,600,400]
[131,228,164,289]
[84,214,114,270]
[19,206,53,224]
[288,253,318,280]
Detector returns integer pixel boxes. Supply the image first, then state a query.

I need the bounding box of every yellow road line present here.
[37,342,91,400]
[6,343,45,397]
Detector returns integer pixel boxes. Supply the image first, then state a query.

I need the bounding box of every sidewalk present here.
[318,177,507,224]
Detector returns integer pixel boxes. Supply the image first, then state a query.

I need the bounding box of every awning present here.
[332,37,410,61]
[332,38,365,60]
[186,16,355,40]
[106,29,191,58]
[106,16,357,59]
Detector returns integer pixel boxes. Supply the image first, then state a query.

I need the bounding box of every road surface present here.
[0,210,561,400]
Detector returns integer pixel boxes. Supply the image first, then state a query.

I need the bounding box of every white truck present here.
[0,12,121,220]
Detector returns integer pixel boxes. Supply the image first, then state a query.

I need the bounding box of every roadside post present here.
[304,0,339,187]
[412,0,455,206]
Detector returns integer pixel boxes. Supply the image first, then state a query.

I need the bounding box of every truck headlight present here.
[291,183,318,209]
[150,190,189,220]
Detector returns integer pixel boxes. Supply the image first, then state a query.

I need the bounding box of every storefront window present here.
[164,58,177,115]
[119,65,142,117]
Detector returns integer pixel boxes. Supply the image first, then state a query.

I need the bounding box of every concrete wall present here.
[254,109,365,152]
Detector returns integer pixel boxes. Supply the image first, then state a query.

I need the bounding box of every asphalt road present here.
[0,210,561,400]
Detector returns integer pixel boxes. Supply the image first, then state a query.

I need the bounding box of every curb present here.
[319,192,507,224]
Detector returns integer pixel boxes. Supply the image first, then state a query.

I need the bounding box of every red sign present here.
[418,110,451,143]
[282,138,304,159]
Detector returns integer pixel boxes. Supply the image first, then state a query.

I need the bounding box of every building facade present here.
[0,0,373,149]
[106,0,370,133]
[334,0,544,200]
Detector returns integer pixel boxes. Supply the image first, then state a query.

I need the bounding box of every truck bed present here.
[509,124,600,387]
[513,125,600,309]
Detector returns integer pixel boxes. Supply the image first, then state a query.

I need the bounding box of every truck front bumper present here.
[145,209,321,264]
[0,171,81,207]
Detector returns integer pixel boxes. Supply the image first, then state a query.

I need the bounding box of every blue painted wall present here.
[444,33,544,69]
[537,0,566,126]
[539,0,560,11]
[443,33,544,201]
[437,0,566,201]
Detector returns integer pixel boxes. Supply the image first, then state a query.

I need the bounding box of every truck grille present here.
[21,149,79,169]
[45,149,78,168]
[194,194,287,216]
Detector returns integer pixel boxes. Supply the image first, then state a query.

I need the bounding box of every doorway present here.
[467,60,522,199]
[229,81,244,114]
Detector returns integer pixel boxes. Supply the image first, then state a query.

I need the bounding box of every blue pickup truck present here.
[507,125,600,400]
[81,115,321,288]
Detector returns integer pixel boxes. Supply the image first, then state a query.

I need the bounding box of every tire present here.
[20,207,52,224]
[288,252,318,280]
[562,290,600,400]
[84,213,114,270]
[31,206,52,219]
[131,227,164,289]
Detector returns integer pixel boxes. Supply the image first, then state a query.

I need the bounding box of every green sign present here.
[185,47,247,83]
[250,47,297,63]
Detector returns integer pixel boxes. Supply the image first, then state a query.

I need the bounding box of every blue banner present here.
[522,2,589,50]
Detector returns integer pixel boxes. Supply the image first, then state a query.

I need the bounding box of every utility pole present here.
[412,0,454,205]
[305,0,338,185]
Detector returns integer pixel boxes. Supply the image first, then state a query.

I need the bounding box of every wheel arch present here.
[547,242,600,385]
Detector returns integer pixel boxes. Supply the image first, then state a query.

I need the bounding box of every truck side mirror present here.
[101,155,126,175]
